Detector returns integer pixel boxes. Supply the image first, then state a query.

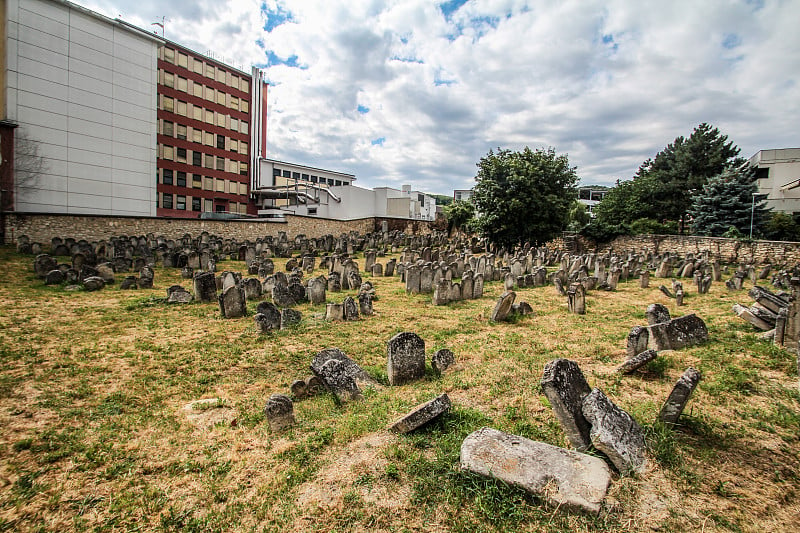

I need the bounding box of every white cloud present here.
[80,0,800,193]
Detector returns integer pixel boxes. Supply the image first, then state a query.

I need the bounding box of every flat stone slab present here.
[389,393,451,433]
[581,389,647,475]
[460,427,611,515]
[540,359,592,451]
[617,349,659,374]
[659,367,702,424]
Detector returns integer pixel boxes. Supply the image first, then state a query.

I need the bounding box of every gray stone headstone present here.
[567,283,586,314]
[272,284,296,307]
[640,271,650,288]
[243,278,262,300]
[389,393,451,434]
[581,388,647,475]
[307,276,327,305]
[491,291,516,322]
[617,349,658,374]
[645,303,671,325]
[343,296,359,321]
[119,275,138,290]
[310,348,376,402]
[459,427,611,515]
[193,271,217,302]
[219,285,247,318]
[626,326,649,359]
[433,279,450,306]
[255,301,281,332]
[358,292,373,316]
[167,285,193,304]
[280,308,302,329]
[540,359,592,451]
[264,394,295,432]
[325,303,344,321]
[431,349,455,373]
[659,367,702,424]
[82,276,105,291]
[647,314,708,351]
[44,269,65,285]
[387,332,426,386]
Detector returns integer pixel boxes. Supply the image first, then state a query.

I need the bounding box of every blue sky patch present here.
[263,50,304,69]
[390,55,424,64]
[371,137,386,146]
[357,105,369,114]
[439,0,469,22]
[262,2,293,32]
[722,33,742,49]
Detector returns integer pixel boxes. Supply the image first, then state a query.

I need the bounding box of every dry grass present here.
[0,245,798,532]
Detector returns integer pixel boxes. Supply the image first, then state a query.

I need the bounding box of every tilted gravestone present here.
[659,367,702,424]
[491,291,516,322]
[581,388,647,475]
[431,349,455,373]
[264,394,295,432]
[254,302,281,332]
[387,332,426,386]
[310,348,377,402]
[540,359,592,451]
[459,427,611,515]
[617,349,658,374]
[645,303,671,325]
[389,393,451,434]
[626,326,649,359]
[647,314,708,351]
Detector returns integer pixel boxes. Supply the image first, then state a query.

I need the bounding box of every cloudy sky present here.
[83,0,799,195]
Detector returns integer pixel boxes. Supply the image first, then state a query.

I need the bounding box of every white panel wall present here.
[6,0,159,216]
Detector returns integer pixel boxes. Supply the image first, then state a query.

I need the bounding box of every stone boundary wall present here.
[598,234,800,264]
[2,212,435,244]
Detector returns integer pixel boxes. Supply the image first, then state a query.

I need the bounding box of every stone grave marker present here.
[387,332,426,386]
[264,394,296,432]
[581,388,647,475]
[659,368,702,424]
[540,359,592,451]
[389,393,451,434]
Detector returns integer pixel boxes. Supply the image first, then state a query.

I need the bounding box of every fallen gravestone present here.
[167,285,193,304]
[389,393,451,434]
[617,349,658,374]
[540,359,592,451]
[82,276,105,291]
[581,388,647,475]
[387,332,426,385]
[659,367,702,424]
[460,427,611,515]
[280,308,302,329]
[310,348,377,402]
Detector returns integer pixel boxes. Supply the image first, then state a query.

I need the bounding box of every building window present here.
[203,176,213,190]
[176,195,186,210]
[273,168,281,177]
[192,129,202,143]
[241,100,249,113]
[756,168,769,180]
[163,169,173,185]
[230,139,238,152]
[205,110,214,124]
[176,148,187,163]
[162,96,174,112]
[176,124,187,140]
[240,142,248,155]
[162,146,174,161]
[178,53,188,68]
[335,180,342,186]
[177,171,187,187]
[163,121,174,137]
[230,96,239,110]
[239,162,248,176]
[240,121,248,134]
[163,47,175,63]
[216,114,226,127]
[216,178,225,192]
[205,64,215,78]
[177,76,188,92]
[192,106,202,121]
[192,174,202,188]
[163,71,174,88]
[238,182,247,195]
[241,78,249,92]
[216,69,226,83]
[204,132,214,146]
[310,175,318,183]
[162,193,173,209]
[292,172,300,180]
[216,157,225,171]
[282,170,290,178]
[308,208,317,215]
[193,151,202,166]
[176,100,187,116]
[216,91,226,105]
[328,178,334,186]
[230,117,238,131]
[205,154,214,168]
[204,199,213,212]
[192,197,201,211]
[193,60,203,74]
[217,135,225,150]
[228,180,237,194]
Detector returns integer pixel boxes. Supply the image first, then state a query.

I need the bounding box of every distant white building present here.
[749,148,800,215]
[3,0,162,215]
[252,158,436,220]
[577,186,608,217]
[453,189,473,202]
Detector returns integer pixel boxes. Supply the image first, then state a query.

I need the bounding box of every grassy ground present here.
[0,245,798,532]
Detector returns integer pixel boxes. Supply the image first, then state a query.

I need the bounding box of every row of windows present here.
[272,167,349,187]
[161,71,250,113]
[161,96,249,135]
[160,169,248,195]
[159,193,248,214]
[162,47,249,93]
[160,145,248,176]
[161,121,249,156]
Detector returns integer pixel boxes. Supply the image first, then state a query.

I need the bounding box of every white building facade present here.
[749,149,800,215]
[4,0,161,215]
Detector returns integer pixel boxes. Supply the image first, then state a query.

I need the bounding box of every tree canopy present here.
[689,165,769,237]
[591,123,741,233]
[444,200,476,235]
[472,147,578,247]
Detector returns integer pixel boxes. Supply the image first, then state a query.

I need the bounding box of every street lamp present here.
[750,192,768,239]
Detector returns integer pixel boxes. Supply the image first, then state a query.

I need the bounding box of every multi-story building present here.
[749,148,800,216]
[577,186,608,217]
[156,40,255,218]
[453,189,473,203]
[2,0,161,216]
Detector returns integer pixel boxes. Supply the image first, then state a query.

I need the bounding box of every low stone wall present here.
[599,234,800,264]
[2,212,434,244]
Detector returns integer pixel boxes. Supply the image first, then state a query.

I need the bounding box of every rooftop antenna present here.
[151,16,165,37]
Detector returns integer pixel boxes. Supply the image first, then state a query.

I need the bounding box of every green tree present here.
[763,212,800,242]
[472,147,578,247]
[444,200,476,235]
[567,200,591,231]
[689,165,769,237]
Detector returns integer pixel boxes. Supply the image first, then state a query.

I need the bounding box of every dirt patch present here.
[181,398,238,429]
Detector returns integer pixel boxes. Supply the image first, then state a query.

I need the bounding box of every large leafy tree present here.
[472,147,578,247]
[689,165,769,237]
[444,200,476,235]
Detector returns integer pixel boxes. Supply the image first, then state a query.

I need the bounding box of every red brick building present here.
[156,41,256,218]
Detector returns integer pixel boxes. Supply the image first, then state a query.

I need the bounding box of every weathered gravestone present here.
[310,348,377,402]
[167,285,193,304]
[617,349,658,374]
[491,291,516,322]
[387,332,426,386]
[264,394,296,432]
[193,271,217,302]
[647,314,708,351]
[626,326,649,358]
[280,308,302,329]
[645,303,671,325]
[343,296,359,321]
[460,427,611,515]
[540,359,592,451]
[567,283,586,314]
[389,393,451,434]
[254,302,282,332]
[581,388,647,475]
[659,367,702,424]
[358,292,373,316]
[272,284,296,307]
[307,276,327,305]
[219,285,247,318]
[325,303,344,321]
[431,349,455,373]
[82,276,105,291]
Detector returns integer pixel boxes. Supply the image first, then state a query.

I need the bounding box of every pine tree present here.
[689,165,769,237]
